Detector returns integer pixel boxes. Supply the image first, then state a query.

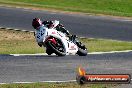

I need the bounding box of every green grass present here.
[0,29,44,54]
[0,29,132,54]
[0,0,132,17]
[0,82,117,88]
[80,38,132,52]
[0,39,44,54]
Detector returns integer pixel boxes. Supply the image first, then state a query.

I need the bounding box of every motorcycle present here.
[35,20,88,56]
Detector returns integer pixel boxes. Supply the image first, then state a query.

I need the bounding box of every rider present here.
[32,18,77,47]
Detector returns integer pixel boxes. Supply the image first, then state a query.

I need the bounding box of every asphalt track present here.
[0,6,132,41]
[0,52,132,88]
[0,6,132,87]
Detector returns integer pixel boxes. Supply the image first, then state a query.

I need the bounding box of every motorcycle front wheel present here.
[46,39,66,56]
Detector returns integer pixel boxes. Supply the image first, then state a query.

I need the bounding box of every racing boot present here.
[56,25,70,35]
[76,41,86,50]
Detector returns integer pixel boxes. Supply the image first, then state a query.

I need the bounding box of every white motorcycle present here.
[35,20,87,56]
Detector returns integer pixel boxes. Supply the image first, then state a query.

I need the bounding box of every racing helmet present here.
[32,18,42,29]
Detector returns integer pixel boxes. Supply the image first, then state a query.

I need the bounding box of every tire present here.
[46,48,53,55]
[77,48,88,56]
[75,41,88,56]
[46,41,66,56]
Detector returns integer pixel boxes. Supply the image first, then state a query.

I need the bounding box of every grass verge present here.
[0,82,117,88]
[0,29,132,54]
[0,29,43,54]
[0,0,132,17]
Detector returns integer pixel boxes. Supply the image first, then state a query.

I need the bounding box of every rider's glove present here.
[42,21,49,25]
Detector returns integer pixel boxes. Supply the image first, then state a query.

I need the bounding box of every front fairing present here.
[45,28,78,55]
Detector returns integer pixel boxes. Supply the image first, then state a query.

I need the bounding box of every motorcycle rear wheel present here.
[77,48,88,56]
[76,42,88,56]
